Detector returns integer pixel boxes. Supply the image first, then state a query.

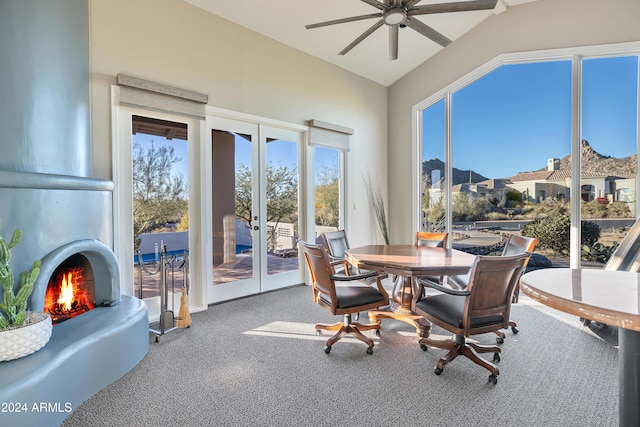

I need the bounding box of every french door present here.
[207,113,304,303]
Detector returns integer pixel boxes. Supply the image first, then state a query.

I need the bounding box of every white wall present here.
[88,0,388,247]
[388,0,640,243]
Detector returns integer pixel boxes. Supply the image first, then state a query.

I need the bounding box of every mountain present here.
[422,140,636,185]
[553,139,637,176]
[422,158,488,186]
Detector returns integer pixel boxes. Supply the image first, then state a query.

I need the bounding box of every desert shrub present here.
[581,220,600,246]
[505,191,522,204]
[607,201,631,218]
[582,242,618,263]
[467,197,491,221]
[581,200,608,219]
[522,214,600,253]
[486,211,509,220]
[532,198,569,217]
[452,193,471,222]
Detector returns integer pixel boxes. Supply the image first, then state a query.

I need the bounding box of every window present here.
[314,146,344,236]
[416,47,640,268]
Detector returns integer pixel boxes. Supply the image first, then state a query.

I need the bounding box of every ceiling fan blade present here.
[403,0,423,8]
[404,16,451,47]
[339,19,385,55]
[409,0,498,15]
[305,13,382,29]
[359,0,388,11]
[389,24,399,60]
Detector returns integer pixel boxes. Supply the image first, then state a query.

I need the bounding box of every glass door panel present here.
[262,126,302,291]
[208,117,303,300]
[131,115,189,302]
[210,118,261,301]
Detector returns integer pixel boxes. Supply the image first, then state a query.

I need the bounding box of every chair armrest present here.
[417,277,470,296]
[331,270,377,282]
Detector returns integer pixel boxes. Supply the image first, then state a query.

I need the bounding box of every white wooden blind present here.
[117,74,208,119]
[308,119,353,151]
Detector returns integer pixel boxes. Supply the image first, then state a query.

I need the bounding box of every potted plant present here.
[0,220,51,362]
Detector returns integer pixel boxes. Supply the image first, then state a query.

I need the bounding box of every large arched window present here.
[416,45,640,268]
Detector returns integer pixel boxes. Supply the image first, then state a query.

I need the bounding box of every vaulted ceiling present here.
[185,0,540,86]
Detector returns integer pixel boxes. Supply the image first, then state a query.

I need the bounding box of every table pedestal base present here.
[619,328,640,427]
[368,275,430,339]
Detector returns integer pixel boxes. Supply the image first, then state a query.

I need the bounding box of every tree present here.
[235,162,298,250]
[132,141,187,245]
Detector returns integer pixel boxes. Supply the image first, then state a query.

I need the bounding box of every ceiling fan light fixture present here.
[383,8,406,26]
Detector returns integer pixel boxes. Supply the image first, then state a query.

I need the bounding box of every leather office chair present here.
[299,240,389,354]
[320,230,358,276]
[447,234,538,342]
[414,231,450,290]
[415,231,449,248]
[414,253,530,384]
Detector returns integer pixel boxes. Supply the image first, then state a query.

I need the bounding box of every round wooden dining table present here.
[520,268,640,427]
[345,244,477,338]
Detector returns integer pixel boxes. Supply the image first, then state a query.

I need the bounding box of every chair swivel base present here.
[369,303,431,339]
[419,334,501,384]
[315,314,379,354]
[494,320,519,344]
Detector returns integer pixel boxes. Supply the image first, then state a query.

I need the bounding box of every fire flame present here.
[45,265,95,325]
[58,272,75,311]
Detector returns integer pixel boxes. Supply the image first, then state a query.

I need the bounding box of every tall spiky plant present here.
[364,172,390,245]
[0,220,41,330]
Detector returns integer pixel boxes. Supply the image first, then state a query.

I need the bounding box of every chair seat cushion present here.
[319,286,386,310]
[415,294,503,329]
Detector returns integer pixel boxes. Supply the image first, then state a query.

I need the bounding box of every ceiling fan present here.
[305,0,498,60]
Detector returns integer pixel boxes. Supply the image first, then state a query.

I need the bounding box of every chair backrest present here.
[502,234,538,267]
[605,218,640,272]
[298,240,336,304]
[415,231,449,248]
[464,253,530,333]
[321,230,350,259]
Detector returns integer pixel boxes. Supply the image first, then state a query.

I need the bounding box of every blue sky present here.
[423,55,638,179]
[135,55,638,184]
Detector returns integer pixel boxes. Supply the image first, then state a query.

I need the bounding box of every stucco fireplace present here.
[0,1,149,426]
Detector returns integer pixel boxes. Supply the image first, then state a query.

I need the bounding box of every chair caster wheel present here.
[366,346,373,355]
[493,353,500,363]
[488,374,498,385]
[434,367,443,375]
[511,326,519,334]
[374,329,380,337]
[324,345,331,354]
[420,344,428,352]
[496,336,504,344]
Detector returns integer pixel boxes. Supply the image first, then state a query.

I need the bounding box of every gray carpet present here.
[61,284,618,427]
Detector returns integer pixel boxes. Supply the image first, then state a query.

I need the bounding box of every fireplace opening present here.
[45,254,96,325]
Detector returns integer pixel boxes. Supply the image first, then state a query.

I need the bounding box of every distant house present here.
[450,179,511,202]
[444,157,637,216]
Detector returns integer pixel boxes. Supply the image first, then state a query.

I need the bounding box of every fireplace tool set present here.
[136,246,190,342]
